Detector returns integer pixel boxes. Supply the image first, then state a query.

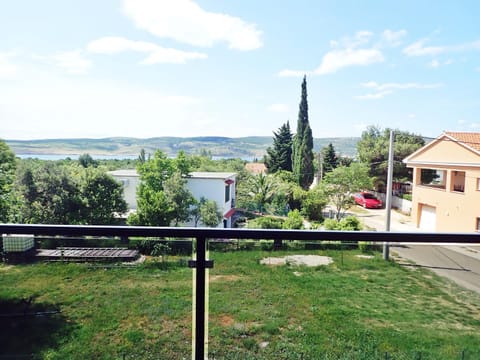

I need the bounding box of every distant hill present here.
[6,136,359,159]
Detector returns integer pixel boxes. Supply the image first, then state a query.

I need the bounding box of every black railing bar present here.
[1,224,479,243]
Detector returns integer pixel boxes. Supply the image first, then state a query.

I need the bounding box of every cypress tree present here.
[265,121,293,173]
[292,76,314,189]
[321,143,338,174]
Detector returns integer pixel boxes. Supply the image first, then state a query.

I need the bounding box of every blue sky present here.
[1,0,479,140]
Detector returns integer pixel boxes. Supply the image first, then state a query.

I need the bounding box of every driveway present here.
[351,205,480,294]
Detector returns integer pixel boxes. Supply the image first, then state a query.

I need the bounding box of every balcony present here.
[1,224,479,359]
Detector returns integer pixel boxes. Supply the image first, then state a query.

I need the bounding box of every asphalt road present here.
[391,244,480,294]
[352,205,480,294]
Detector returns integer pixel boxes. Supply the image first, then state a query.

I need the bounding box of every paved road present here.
[391,244,480,294]
[352,205,480,294]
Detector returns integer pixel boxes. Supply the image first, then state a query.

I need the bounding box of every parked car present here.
[353,192,383,209]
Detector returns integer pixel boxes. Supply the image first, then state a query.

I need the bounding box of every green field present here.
[1,249,479,359]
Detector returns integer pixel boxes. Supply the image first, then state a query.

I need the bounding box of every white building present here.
[108,170,236,228]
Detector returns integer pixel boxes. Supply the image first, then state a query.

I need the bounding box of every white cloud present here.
[355,81,442,100]
[122,0,262,51]
[0,52,18,78]
[87,36,207,64]
[403,38,480,57]
[354,90,392,100]
[315,48,384,74]
[428,58,453,68]
[277,69,308,77]
[429,59,440,68]
[408,113,416,119]
[361,81,443,91]
[46,50,92,74]
[267,103,289,113]
[382,29,407,47]
[280,30,386,77]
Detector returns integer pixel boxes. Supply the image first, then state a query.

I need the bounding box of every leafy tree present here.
[243,173,277,213]
[321,163,373,220]
[199,199,223,227]
[292,76,314,190]
[301,186,327,221]
[265,121,293,173]
[78,153,98,168]
[17,162,83,224]
[163,172,196,226]
[80,169,127,224]
[337,156,354,167]
[357,126,425,191]
[0,140,17,222]
[16,161,127,225]
[320,143,338,174]
[128,150,195,226]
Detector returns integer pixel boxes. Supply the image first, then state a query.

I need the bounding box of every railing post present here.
[190,235,212,360]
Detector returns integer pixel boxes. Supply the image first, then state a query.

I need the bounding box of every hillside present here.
[6,136,359,159]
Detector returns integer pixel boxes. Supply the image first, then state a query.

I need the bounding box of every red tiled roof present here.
[245,163,267,174]
[444,132,480,152]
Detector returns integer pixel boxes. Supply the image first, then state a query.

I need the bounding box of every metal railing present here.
[1,224,479,359]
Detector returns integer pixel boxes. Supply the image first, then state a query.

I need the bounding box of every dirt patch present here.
[215,314,235,327]
[210,274,241,282]
[260,255,333,267]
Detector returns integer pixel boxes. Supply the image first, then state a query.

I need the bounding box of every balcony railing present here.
[1,224,479,359]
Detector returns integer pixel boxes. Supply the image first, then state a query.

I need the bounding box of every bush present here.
[283,209,304,230]
[248,216,284,229]
[399,193,412,201]
[301,187,327,221]
[323,216,362,231]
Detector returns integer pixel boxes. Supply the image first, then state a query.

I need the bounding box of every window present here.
[451,170,465,193]
[420,169,446,189]
[477,178,480,191]
[225,184,230,203]
[477,218,480,232]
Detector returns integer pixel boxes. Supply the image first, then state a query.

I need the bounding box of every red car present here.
[353,192,383,209]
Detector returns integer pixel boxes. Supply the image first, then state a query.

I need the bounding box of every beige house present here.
[403,132,480,232]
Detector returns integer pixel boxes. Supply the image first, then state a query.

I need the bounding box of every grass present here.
[1,249,480,359]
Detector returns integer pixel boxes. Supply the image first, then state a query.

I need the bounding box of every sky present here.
[0,0,479,140]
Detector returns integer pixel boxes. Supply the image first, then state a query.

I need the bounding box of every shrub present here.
[248,216,284,229]
[323,216,362,231]
[283,209,304,230]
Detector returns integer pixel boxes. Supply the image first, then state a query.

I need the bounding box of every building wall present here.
[411,166,480,232]
[185,176,236,228]
[110,171,236,228]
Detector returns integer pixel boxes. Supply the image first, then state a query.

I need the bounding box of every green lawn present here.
[1,249,479,359]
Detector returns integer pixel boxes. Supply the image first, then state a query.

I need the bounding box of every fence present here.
[1,224,479,359]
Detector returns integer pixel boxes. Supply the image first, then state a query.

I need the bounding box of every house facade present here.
[403,132,480,232]
[108,170,236,228]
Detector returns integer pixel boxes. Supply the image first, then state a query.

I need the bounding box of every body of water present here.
[16,154,138,160]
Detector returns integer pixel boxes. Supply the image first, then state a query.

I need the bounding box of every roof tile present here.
[444,131,480,152]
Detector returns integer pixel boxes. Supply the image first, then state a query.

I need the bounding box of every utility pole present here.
[384,130,394,260]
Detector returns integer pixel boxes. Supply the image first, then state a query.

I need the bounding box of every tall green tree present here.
[321,163,373,220]
[17,162,83,224]
[320,143,338,174]
[292,76,314,190]
[265,121,293,173]
[357,126,425,191]
[128,150,195,226]
[80,169,127,224]
[0,140,17,222]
